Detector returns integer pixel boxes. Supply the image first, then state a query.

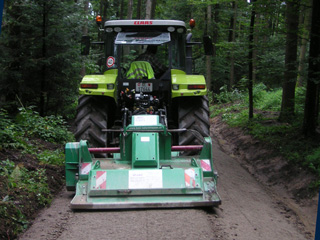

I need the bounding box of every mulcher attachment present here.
[65,115,221,209]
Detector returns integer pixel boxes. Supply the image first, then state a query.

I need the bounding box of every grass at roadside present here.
[210,84,320,188]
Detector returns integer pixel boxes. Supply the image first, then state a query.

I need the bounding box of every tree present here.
[0,0,83,116]
[297,0,312,86]
[206,4,212,90]
[146,0,157,19]
[127,0,133,19]
[303,0,320,137]
[279,0,300,122]
[228,1,238,90]
[136,0,142,19]
[248,0,256,119]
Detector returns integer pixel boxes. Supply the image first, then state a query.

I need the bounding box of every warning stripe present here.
[96,171,107,189]
[201,160,211,171]
[184,168,196,188]
[80,163,91,175]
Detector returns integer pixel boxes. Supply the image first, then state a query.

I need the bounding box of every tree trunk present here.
[248,0,256,119]
[145,0,156,19]
[252,12,260,83]
[40,1,47,116]
[279,0,300,122]
[137,0,142,19]
[0,0,3,35]
[80,1,89,78]
[119,0,125,19]
[145,0,152,19]
[297,0,313,86]
[229,1,237,90]
[151,0,156,19]
[103,0,107,22]
[127,0,133,19]
[206,4,212,91]
[303,0,320,137]
[212,4,219,58]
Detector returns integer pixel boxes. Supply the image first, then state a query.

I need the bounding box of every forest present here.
[0,0,319,238]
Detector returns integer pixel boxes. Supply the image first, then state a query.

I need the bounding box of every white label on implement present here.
[133,115,157,126]
[141,136,150,142]
[129,170,163,189]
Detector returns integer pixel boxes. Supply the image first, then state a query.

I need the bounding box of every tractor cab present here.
[101,20,188,125]
[103,20,187,76]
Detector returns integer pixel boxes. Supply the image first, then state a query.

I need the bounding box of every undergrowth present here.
[210,83,320,188]
[0,107,73,239]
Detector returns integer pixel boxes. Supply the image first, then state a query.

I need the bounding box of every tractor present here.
[65,18,221,209]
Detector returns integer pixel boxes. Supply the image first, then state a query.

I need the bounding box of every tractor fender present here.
[171,69,207,98]
[79,69,118,100]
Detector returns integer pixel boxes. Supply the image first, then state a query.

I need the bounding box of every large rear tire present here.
[74,95,108,148]
[178,96,210,146]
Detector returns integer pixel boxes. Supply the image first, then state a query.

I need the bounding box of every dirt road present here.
[20,138,314,240]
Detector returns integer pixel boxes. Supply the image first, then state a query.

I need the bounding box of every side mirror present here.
[81,36,90,55]
[203,36,213,56]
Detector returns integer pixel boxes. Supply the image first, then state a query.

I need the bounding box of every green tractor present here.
[75,19,212,148]
[65,19,221,209]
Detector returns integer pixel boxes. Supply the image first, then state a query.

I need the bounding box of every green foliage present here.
[295,86,306,114]
[305,148,320,175]
[0,107,73,154]
[254,88,282,111]
[255,36,286,88]
[15,107,74,144]
[215,85,244,104]
[0,201,29,238]
[0,159,16,177]
[213,85,320,182]
[0,110,27,149]
[0,160,51,206]
[38,150,65,166]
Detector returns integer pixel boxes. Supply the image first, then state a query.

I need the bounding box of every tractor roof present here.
[105,20,186,30]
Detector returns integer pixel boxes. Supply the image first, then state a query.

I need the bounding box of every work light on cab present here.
[96,15,102,26]
[189,19,196,28]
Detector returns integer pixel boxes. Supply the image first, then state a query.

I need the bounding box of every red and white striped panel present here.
[201,160,211,172]
[96,171,107,189]
[184,168,196,188]
[80,162,91,175]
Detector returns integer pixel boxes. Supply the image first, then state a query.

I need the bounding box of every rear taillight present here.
[81,84,98,89]
[188,85,205,90]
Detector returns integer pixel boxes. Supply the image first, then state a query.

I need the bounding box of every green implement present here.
[65,115,221,209]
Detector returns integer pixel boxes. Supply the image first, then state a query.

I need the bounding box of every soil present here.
[2,116,318,239]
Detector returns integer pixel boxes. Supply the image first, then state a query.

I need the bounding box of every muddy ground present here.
[18,116,318,240]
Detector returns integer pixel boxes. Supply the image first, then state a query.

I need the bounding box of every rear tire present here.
[74,95,108,148]
[178,96,210,146]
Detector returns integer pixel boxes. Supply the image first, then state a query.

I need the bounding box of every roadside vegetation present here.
[0,108,73,239]
[210,84,320,189]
